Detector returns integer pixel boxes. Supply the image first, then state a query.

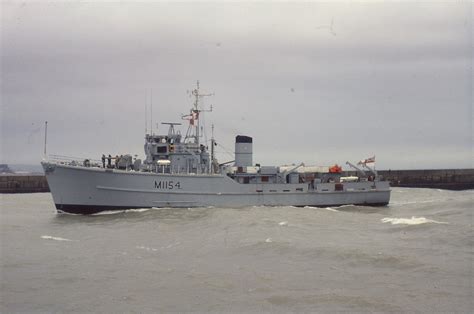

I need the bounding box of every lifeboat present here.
[329,164,342,173]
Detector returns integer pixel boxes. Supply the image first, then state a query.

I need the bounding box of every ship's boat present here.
[41,82,390,214]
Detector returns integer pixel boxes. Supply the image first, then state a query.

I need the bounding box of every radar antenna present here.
[161,122,182,137]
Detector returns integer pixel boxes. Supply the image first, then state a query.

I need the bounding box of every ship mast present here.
[183,80,213,145]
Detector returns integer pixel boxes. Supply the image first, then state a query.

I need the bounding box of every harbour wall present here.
[381,169,474,190]
[347,169,474,190]
[0,174,50,193]
[0,169,473,193]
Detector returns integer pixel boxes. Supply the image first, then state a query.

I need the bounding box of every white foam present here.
[41,235,73,241]
[381,216,448,225]
[265,238,273,243]
[92,210,125,216]
[278,221,288,226]
[127,208,151,213]
[391,199,438,206]
[164,242,181,249]
[324,207,340,212]
[304,205,340,212]
[92,207,156,215]
[56,210,82,215]
[338,204,355,208]
[136,245,158,252]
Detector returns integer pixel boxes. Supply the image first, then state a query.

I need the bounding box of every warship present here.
[41,82,390,214]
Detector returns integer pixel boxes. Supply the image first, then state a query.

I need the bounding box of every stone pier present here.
[0,174,50,193]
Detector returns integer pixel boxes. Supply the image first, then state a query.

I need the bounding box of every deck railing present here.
[48,154,102,167]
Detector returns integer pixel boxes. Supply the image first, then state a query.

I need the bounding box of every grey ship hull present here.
[42,162,391,215]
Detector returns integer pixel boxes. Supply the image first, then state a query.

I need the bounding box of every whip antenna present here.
[43,121,48,159]
[150,90,153,135]
[145,103,148,134]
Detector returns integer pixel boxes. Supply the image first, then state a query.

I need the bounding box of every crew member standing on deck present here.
[115,155,119,169]
[107,154,112,168]
[101,154,106,168]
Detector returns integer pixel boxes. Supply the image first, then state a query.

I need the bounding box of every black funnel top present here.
[235,135,253,143]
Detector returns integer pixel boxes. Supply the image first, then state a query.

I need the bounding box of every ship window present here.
[261,176,269,182]
[157,146,167,153]
[296,188,303,192]
[243,177,250,184]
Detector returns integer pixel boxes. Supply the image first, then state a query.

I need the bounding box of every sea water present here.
[1,188,472,312]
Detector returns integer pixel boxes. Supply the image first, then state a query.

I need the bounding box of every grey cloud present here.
[1,1,471,169]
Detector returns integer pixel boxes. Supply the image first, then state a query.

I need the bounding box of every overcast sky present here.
[1,0,472,169]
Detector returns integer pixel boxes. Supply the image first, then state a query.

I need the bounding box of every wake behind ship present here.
[41,82,390,214]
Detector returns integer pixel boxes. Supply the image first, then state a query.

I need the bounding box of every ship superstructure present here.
[42,82,390,214]
[139,81,218,176]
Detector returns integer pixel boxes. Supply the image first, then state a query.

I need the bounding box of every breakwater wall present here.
[0,175,49,193]
[379,169,474,190]
[346,169,474,190]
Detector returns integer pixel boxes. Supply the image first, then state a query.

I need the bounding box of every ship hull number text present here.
[154,181,182,190]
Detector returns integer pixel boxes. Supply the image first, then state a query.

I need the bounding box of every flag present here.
[358,155,375,165]
[190,111,199,126]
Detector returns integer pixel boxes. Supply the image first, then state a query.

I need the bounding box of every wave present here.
[338,204,355,208]
[91,207,157,215]
[390,199,439,206]
[127,208,152,213]
[303,206,340,212]
[41,235,73,241]
[56,210,82,216]
[278,221,288,226]
[136,245,158,252]
[91,210,126,216]
[381,216,448,225]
